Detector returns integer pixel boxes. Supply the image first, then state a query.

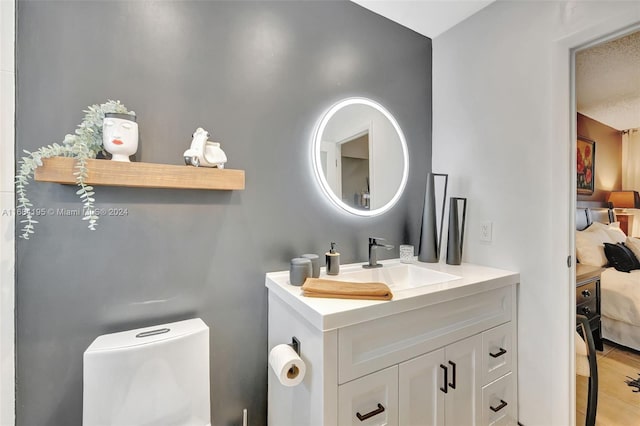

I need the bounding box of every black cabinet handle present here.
[440,364,448,393]
[489,348,507,358]
[582,289,591,297]
[490,399,508,413]
[356,403,385,421]
[448,360,456,389]
[582,306,591,315]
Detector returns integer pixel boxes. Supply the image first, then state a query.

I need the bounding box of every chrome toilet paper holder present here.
[289,337,300,355]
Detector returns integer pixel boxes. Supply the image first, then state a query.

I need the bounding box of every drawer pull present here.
[489,348,507,358]
[490,399,508,413]
[356,403,385,421]
[448,360,456,389]
[582,289,591,297]
[582,306,591,315]
[440,364,448,393]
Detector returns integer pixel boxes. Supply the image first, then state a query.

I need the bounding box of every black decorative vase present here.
[418,173,448,263]
[446,197,467,266]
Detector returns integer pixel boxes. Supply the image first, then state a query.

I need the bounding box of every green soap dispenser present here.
[326,242,340,275]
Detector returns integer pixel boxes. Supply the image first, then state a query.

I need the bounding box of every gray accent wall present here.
[15,1,431,424]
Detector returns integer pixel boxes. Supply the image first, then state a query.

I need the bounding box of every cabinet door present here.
[399,348,445,426]
[444,334,482,426]
[338,365,398,426]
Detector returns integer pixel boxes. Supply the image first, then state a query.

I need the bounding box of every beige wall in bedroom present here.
[577,113,623,204]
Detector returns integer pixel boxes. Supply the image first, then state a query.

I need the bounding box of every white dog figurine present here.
[183,127,227,168]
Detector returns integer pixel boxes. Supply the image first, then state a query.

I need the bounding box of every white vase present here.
[102,113,138,162]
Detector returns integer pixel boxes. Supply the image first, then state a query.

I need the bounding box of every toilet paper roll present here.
[269,344,306,387]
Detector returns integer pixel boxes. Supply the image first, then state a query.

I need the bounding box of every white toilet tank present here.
[83,318,211,426]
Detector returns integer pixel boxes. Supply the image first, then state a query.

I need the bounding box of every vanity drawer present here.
[576,280,598,306]
[482,323,513,385]
[338,286,512,384]
[338,365,398,426]
[482,373,517,426]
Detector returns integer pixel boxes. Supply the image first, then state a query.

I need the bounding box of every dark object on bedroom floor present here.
[626,373,640,393]
[603,242,640,272]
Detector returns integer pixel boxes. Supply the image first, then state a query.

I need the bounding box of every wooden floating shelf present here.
[34,157,245,190]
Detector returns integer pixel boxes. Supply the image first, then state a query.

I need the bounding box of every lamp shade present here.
[607,191,640,208]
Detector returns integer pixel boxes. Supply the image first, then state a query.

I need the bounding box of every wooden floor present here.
[576,341,640,425]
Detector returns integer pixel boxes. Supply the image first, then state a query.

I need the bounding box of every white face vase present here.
[102,113,138,162]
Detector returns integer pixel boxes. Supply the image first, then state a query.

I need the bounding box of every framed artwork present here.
[577,137,595,195]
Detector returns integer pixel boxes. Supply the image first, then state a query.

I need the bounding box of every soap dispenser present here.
[326,242,340,275]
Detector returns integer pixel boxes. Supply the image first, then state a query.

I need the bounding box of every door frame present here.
[0,0,15,425]
[551,12,640,425]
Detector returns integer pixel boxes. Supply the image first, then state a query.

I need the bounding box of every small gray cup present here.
[301,254,320,278]
[290,258,312,286]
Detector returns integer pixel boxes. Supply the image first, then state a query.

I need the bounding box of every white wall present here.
[0,0,15,424]
[433,1,640,425]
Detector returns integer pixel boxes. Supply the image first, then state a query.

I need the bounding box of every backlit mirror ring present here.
[312,97,409,216]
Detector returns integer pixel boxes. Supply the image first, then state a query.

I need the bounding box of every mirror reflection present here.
[313,98,408,216]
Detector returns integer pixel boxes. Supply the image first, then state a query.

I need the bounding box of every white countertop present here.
[265,258,519,331]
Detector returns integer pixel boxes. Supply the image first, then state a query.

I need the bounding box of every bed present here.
[576,207,640,351]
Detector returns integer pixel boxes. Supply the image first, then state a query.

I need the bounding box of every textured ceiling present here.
[351,0,495,38]
[576,30,640,131]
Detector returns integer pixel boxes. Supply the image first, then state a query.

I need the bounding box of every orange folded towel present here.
[301,278,393,301]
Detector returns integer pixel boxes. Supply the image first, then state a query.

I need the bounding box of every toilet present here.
[83,318,211,426]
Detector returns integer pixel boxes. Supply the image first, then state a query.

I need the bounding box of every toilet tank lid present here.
[85,318,208,352]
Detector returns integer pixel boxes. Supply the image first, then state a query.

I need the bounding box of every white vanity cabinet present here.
[397,325,516,426]
[338,365,399,425]
[399,335,481,426]
[266,260,519,426]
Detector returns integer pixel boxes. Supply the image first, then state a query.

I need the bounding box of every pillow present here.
[589,221,626,243]
[626,237,640,261]
[588,221,607,230]
[603,242,640,272]
[575,227,613,266]
[605,222,626,242]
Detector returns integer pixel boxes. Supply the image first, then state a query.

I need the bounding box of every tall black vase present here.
[418,173,448,263]
[446,197,467,265]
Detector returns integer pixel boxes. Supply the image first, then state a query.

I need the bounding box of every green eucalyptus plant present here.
[15,100,134,239]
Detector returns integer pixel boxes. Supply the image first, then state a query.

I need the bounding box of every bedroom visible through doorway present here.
[574,27,640,426]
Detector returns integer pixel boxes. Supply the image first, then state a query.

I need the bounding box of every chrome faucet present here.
[363,237,394,269]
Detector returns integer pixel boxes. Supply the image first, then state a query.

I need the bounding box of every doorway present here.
[340,131,371,210]
[320,125,373,211]
[571,24,640,426]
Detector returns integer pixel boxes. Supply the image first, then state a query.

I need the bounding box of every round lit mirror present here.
[312,98,409,216]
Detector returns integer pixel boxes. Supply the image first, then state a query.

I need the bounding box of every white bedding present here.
[575,210,640,350]
[602,316,640,352]
[600,268,640,327]
[600,268,640,351]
